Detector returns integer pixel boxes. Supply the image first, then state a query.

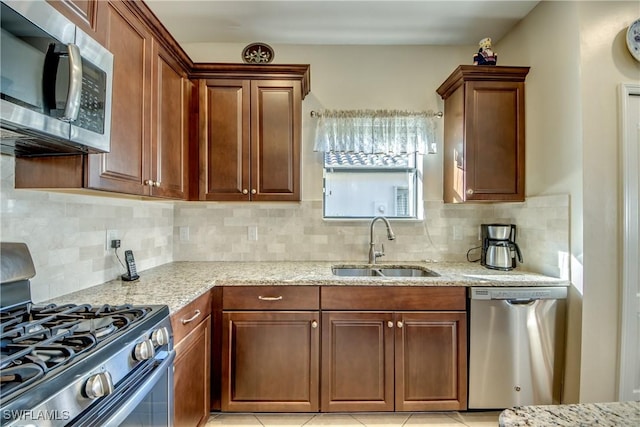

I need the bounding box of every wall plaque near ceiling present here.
[242,42,275,64]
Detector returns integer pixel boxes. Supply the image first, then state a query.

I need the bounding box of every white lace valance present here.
[313,109,439,154]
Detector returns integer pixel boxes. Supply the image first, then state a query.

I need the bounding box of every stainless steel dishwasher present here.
[468,286,567,409]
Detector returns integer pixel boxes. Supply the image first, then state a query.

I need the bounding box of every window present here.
[323,151,423,219]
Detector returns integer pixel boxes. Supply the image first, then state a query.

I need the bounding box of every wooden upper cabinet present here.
[199,79,251,201]
[149,42,190,199]
[437,66,529,203]
[89,3,191,199]
[47,0,100,39]
[86,0,151,195]
[250,80,301,201]
[195,64,310,201]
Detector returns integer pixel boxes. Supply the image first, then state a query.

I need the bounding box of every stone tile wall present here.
[0,155,173,302]
[173,195,570,280]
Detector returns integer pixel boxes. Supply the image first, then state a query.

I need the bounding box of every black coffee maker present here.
[481,224,523,270]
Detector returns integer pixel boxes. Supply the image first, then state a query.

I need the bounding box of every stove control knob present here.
[134,339,156,361]
[151,327,170,347]
[85,372,114,399]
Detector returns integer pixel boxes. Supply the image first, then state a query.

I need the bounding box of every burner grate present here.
[0,303,151,396]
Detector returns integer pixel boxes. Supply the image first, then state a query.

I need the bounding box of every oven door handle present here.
[68,350,175,427]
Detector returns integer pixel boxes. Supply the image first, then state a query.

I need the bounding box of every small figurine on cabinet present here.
[473,37,497,66]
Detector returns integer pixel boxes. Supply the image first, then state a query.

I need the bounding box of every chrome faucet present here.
[368,216,396,264]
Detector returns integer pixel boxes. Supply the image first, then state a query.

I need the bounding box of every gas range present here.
[0,243,174,426]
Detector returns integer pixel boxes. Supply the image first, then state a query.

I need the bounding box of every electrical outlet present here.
[179,226,190,242]
[248,225,258,241]
[105,229,118,251]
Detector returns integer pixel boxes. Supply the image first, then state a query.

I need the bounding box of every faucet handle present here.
[375,244,385,259]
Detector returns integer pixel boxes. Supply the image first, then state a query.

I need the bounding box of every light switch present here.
[179,226,190,242]
[248,225,258,241]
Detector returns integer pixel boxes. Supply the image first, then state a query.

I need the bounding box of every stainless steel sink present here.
[331,265,440,277]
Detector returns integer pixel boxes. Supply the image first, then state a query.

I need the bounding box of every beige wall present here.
[497,0,640,403]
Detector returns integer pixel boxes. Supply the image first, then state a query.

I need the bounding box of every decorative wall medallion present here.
[242,42,274,64]
[626,18,640,62]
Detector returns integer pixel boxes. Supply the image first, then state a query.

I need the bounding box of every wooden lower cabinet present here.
[322,311,467,412]
[172,291,213,427]
[395,312,467,411]
[215,286,467,414]
[174,315,211,427]
[321,312,395,412]
[221,311,320,412]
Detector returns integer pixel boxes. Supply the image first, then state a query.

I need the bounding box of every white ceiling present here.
[144,0,540,46]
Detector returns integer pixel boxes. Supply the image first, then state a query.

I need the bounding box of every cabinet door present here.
[222,311,319,412]
[321,312,395,412]
[150,42,189,199]
[199,79,251,201]
[174,315,211,427]
[47,0,100,38]
[395,312,467,411]
[250,80,301,201]
[463,80,525,201]
[86,1,151,195]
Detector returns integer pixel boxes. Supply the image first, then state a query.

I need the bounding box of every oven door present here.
[69,350,175,427]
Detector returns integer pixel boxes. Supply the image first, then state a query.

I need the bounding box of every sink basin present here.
[332,265,440,278]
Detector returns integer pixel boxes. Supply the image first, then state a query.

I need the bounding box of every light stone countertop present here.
[47,261,569,314]
[499,401,640,426]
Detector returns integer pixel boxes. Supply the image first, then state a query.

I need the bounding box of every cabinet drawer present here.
[321,286,466,311]
[171,290,212,344]
[223,286,319,310]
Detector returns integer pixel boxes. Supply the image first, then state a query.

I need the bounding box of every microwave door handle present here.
[61,43,82,122]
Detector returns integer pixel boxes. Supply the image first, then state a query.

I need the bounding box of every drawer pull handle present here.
[258,296,283,301]
[311,320,318,329]
[181,309,201,324]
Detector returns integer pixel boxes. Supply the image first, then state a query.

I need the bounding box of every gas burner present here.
[0,302,151,393]
[0,355,46,396]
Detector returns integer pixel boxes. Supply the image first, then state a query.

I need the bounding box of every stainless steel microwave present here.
[0,0,113,156]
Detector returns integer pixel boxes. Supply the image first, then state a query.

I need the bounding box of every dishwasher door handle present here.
[505,298,536,305]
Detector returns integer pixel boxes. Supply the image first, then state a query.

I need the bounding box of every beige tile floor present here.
[205,411,501,427]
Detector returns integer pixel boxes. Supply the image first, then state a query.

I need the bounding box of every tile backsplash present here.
[172,195,570,279]
[0,155,173,302]
[1,154,569,301]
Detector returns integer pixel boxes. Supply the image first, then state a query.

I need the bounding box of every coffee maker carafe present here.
[481,224,523,270]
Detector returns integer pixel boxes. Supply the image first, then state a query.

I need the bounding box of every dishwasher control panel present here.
[470,286,568,300]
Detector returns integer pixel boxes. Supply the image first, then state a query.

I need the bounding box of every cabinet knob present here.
[251,189,257,195]
[397,321,404,328]
[154,181,161,188]
[387,321,394,328]
[466,188,474,195]
[144,179,153,186]
[311,320,318,329]
[242,189,249,195]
